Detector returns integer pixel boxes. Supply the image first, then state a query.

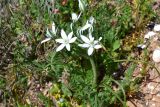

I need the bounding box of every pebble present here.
[152,48,160,63]
[144,31,156,39]
[154,24,160,32]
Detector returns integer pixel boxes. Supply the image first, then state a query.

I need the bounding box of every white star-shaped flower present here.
[78,34,102,55]
[55,29,77,52]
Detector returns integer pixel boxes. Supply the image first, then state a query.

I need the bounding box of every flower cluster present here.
[41,0,102,56]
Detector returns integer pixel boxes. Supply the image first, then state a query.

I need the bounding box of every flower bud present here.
[78,0,86,11]
[71,13,78,22]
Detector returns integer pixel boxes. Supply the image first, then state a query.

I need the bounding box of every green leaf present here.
[61,84,72,97]
[112,40,120,51]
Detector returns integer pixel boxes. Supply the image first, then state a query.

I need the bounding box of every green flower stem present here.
[89,57,97,87]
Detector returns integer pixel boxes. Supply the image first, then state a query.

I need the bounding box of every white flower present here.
[78,34,102,55]
[41,22,57,44]
[154,24,160,32]
[144,31,156,39]
[55,29,77,52]
[152,48,160,63]
[78,0,86,11]
[79,17,95,35]
[71,12,81,22]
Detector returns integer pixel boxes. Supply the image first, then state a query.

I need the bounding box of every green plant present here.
[0,0,156,106]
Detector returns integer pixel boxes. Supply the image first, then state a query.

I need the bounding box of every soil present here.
[126,29,160,107]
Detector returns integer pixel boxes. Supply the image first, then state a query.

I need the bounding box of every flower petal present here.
[88,47,94,56]
[55,39,64,43]
[94,40,98,44]
[65,44,70,51]
[68,32,73,40]
[61,29,67,39]
[69,37,77,43]
[81,21,91,31]
[80,35,90,43]
[78,43,90,48]
[52,22,56,35]
[41,38,51,44]
[56,44,65,52]
[94,45,102,49]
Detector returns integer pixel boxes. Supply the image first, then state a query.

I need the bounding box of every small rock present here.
[144,31,156,39]
[154,24,160,32]
[152,48,160,63]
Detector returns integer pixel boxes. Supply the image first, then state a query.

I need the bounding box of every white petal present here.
[81,22,91,31]
[80,35,90,43]
[61,29,67,39]
[94,40,98,44]
[65,44,70,51]
[88,47,94,56]
[69,37,77,43]
[68,32,73,40]
[56,44,65,52]
[154,24,160,32]
[94,45,102,49]
[78,43,90,48]
[52,22,56,35]
[55,39,64,43]
[41,38,51,44]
